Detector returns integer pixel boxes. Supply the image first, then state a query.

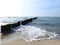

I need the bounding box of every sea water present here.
[15,17,60,42]
[15,25,58,42]
[0,17,60,43]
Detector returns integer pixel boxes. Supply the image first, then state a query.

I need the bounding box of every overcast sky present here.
[0,0,60,17]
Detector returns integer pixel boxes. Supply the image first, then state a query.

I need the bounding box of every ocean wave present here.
[15,25,58,42]
[0,25,58,43]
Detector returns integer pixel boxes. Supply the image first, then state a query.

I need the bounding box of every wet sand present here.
[0,39,60,45]
[0,31,60,45]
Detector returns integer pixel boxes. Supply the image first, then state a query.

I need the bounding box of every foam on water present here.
[0,25,58,43]
[15,25,58,42]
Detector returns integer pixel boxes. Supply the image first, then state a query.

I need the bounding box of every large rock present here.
[11,21,20,28]
[22,18,33,25]
[1,17,38,35]
[1,21,20,35]
[22,17,38,25]
[1,24,12,35]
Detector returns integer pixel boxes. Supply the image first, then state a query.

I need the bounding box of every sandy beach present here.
[0,30,60,45]
[0,39,60,45]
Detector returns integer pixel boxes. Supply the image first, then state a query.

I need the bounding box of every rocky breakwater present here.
[1,17,38,35]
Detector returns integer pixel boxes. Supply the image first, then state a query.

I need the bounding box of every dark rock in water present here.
[1,21,20,35]
[33,17,38,20]
[22,17,38,25]
[1,24,13,35]
[22,18,33,25]
[11,21,20,28]
[17,21,20,26]
[1,17,38,35]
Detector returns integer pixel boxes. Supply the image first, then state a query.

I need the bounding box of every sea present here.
[0,17,60,43]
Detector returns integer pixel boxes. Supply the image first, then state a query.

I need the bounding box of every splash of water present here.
[0,25,58,43]
[15,25,58,42]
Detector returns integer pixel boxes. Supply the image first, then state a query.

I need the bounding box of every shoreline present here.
[0,39,60,45]
[1,30,60,43]
[0,30,60,45]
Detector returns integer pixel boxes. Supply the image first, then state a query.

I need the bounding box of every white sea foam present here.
[0,25,58,43]
[15,25,58,42]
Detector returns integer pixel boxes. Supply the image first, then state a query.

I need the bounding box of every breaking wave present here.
[0,25,58,43]
[15,25,58,42]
